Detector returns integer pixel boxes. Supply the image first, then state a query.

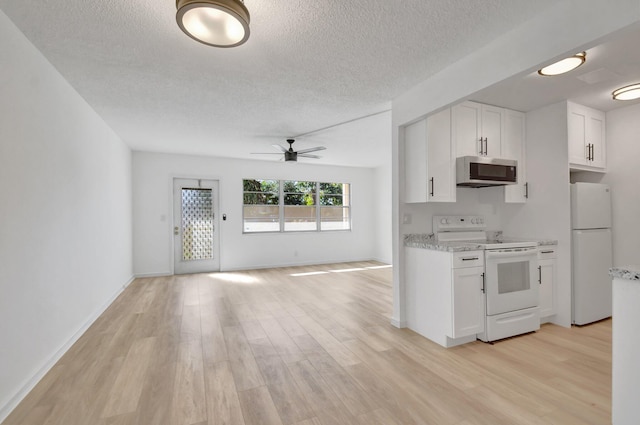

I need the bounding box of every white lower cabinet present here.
[405,247,484,347]
[538,246,557,322]
[452,266,485,338]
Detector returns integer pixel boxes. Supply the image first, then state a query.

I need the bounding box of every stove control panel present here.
[433,215,486,233]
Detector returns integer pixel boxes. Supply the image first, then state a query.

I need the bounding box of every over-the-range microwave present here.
[456,156,517,188]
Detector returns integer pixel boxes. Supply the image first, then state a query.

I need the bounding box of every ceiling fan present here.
[252,139,326,162]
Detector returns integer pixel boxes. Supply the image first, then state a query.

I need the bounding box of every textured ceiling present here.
[0,0,559,167]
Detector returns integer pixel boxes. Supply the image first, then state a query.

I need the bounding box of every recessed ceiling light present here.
[612,83,640,101]
[538,52,586,76]
[176,0,250,48]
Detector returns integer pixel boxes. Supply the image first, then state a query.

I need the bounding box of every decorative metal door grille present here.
[181,188,213,261]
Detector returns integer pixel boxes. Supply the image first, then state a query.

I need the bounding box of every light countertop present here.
[404,234,558,252]
[610,266,640,281]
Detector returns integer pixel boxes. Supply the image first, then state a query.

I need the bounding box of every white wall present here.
[501,102,573,327]
[0,10,133,421]
[373,162,392,263]
[390,0,640,327]
[573,102,640,268]
[401,187,504,236]
[133,152,383,274]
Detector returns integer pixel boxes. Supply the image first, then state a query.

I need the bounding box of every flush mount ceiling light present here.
[612,83,640,101]
[538,52,586,76]
[176,0,250,48]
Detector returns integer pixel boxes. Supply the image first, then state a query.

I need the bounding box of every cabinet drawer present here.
[452,251,484,268]
[538,247,557,260]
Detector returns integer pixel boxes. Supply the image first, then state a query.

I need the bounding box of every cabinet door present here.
[404,119,428,203]
[452,266,485,338]
[481,105,503,157]
[568,103,589,166]
[539,259,556,318]
[503,109,527,203]
[587,111,606,168]
[453,101,482,157]
[427,109,455,202]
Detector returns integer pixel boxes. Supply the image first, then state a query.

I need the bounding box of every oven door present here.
[485,247,539,316]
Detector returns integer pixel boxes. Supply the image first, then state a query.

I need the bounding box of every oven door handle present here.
[485,247,538,259]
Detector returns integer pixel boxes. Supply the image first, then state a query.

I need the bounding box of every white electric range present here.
[434,216,540,342]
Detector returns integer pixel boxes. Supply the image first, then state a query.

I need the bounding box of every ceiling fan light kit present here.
[176,0,250,47]
[612,83,640,101]
[537,52,586,76]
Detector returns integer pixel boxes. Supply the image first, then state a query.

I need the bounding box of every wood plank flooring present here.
[3,261,612,425]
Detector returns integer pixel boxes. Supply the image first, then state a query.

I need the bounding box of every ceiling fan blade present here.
[272,144,288,153]
[296,146,327,154]
[298,154,322,159]
[250,152,283,155]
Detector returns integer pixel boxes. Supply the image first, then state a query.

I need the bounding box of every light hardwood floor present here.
[3,261,612,425]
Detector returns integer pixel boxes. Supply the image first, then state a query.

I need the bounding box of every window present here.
[319,182,351,231]
[284,181,317,232]
[243,179,351,233]
[243,179,279,233]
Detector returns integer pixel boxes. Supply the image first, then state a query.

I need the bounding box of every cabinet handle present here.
[461,257,479,261]
[484,137,488,156]
[429,177,434,197]
[481,272,485,293]
[525,182,529,199]
[586,144,590,161]
[591,143,595,161]
[538,265,542,284]
[541,250,555,254]
[479,138,484,155]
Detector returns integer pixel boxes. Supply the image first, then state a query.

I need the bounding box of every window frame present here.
[242,179,351,234]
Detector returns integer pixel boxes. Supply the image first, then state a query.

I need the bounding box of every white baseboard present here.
[390,317,407,328]
[221,257,389,272]
[0,275,134,423]
[134,271,172,278]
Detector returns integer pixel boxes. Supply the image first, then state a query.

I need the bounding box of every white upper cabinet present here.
[568,101,606,171]
[404,109,456,203]
[453,100,527,203]
[503,109,528,203]
[453,101,503,158]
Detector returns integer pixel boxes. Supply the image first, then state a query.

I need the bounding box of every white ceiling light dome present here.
[538,52,586,76]
[176,0,250,48]
[612,83,640,101]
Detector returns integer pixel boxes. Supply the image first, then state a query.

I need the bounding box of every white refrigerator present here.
[571,182,613,325]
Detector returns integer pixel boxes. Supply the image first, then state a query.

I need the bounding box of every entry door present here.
[173,178,220,274]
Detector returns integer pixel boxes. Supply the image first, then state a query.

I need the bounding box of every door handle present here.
[481,273,485,293]
[174,226,179,235]
[538,265,542,284]
[586,144,590,161]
